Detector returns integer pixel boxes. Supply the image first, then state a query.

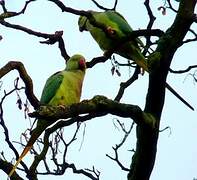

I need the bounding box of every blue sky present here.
[0,0,197,180]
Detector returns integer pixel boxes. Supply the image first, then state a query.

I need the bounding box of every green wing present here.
[86,11,147,70]
[8,54,87,178]
[106,11,144,48]
[90,10,132,41]
[105,11,133,35]
[40,72,64,104]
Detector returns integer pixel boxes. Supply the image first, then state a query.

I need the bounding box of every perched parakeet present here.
[78,10,194,111]
[8,54,86,177]
[78,10,147,72]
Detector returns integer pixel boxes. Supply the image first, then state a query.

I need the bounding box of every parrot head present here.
[78,16,88,32]
[66,54,86,71]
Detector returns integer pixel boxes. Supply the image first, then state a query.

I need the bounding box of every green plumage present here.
[78,10,194,111]
[9,54,86,177]
[78,10,147,71]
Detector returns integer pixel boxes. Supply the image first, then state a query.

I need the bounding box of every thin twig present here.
[182,29,197,44]
[166,0,177,13]
[91,0,110,11]
[0,83,29,175]
[114,67,140,102]
[0,0,35,19]
[169,65,197,74]
[144,0,156,55]
[106,121,135,171]
[0,61,39,108]
[0,20,69,61]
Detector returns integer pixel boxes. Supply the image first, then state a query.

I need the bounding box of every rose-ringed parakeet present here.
[78,10,147,71]
[78,10,194,110]
[8,54,86,177]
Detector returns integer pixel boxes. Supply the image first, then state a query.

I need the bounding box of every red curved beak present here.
[79,58,86,70]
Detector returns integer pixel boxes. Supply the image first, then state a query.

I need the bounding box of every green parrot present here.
[8,54,86,177]
[78,10,147,72]
[78,10,194,111]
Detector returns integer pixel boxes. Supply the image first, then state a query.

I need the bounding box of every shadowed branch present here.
[0,61,39,108]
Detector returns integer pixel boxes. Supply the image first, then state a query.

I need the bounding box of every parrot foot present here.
[106,26,116,35]
[58,105,66,109]
[140,68,145,75]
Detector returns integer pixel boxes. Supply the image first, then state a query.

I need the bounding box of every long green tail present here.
[125,46,194,111]
[8,119,50,177]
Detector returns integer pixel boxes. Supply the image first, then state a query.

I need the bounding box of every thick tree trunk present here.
[127,1,196,180]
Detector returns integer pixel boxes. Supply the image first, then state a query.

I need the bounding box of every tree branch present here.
[0,61,39,108]
[0,0,35,20]
[90,0,118,11]
[114,67,141,102]
[106,121,134,171]
[144,0,156,54]
[170,65,197,74]
[91,0,111,11]
[128,1,197,180]
[28,116,100,180]
[0,20,70,61]
[29,95,156,129]
[0,85,29,177]
[0,158,23,180]
[182,29,197,44]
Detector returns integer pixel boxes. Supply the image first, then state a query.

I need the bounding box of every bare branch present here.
[87,56,109,68]
[90,0,118,11]
[27,117,100,179]
[113,0,118,10]
[91,0,110,11]
[0,20,69,61]
[29,95,156,129]
[166,0,178,13]
[193,13,197,23]
[65,163,100,180]
[159,126,172,135]
[144,0,156,30]
[48,0,89,16]
[0,158,24,180]
[144,0,156,55]
[114,66,141,102]
[85,166,100,179]
[0,84,29,176]
[106,121,134,171]
[169,65,197,74]
[0,0,7,12]
[0,0,35,19]
[0,61,39,108]
[182,29,197,44]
